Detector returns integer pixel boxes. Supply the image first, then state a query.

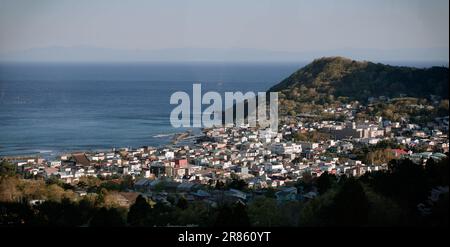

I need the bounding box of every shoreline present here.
[0,130,197,161]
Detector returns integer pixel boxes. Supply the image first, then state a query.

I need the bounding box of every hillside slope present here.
[269,57,449,102]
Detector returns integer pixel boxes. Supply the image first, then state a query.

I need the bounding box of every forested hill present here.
[268,57,449,102]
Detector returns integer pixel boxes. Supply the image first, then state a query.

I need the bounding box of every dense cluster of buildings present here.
[6,101,449,205]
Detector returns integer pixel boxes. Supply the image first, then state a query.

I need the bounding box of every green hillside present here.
[269,57,449,102]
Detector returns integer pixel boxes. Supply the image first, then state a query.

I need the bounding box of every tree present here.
[0,201,34,225]
[176,201,213,226]
[176,197,188,210]
[127,195,152,226]
[428,192,449,226]
[232,202,250,226]
[248,197,284,226]
[0,177,21,202]
[46,184,65,202]
[264,188,276,198]
[90,207,125,227]
[425,157,449,187]
[95,188,108,206]
[20,179,47,200]
[330,178,369,226]
[33,199,84,226]
[78,196,97,224]
[316,172,336,195]
[227,179,248,191]
[151,202,174,226]
[365,149,395,165]
[0,160,16,177]
[215,180,225,190]
[214,205,234,227]
[364,186,405,226]
[387,158,429,209]
[214,202,250,227]
[300,172,313,186]
[120,175,134,190]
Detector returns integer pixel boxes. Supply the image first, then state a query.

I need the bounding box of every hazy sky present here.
[0,0,448,53]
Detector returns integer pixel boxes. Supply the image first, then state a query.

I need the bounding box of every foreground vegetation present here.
[1,156,448,227]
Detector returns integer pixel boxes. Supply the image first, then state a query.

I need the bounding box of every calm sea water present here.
[0,62,302,157]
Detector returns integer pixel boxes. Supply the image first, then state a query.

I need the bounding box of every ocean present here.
[0,62,303,157]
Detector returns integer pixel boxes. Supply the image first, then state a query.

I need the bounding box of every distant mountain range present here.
[269,56,449,102]
[0,46,448,63]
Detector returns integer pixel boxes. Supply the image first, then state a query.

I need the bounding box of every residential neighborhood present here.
[5,99,448,209]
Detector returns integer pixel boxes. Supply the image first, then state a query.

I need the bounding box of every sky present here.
[0,0,448,61]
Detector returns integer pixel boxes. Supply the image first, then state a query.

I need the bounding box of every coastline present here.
[0,129,197,161]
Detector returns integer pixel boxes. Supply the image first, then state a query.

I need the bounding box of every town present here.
[3,96,448,211]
